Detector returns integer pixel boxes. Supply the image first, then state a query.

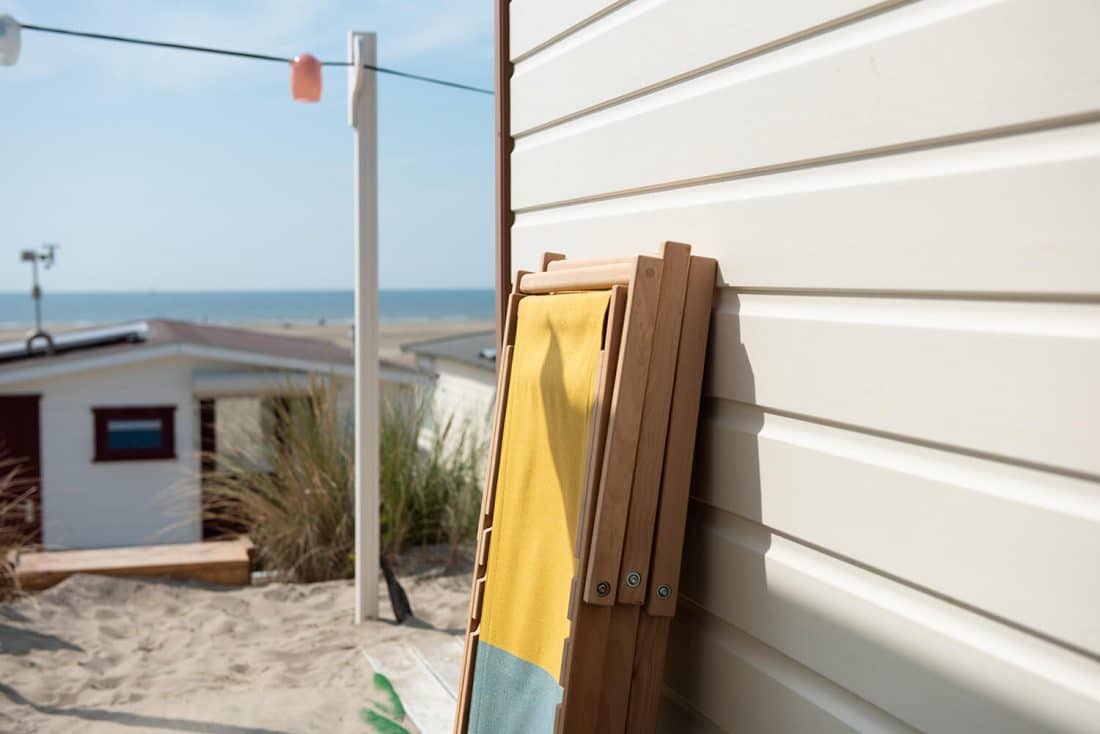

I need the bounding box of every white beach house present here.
[401,329,497,438]
[0,320,422,550]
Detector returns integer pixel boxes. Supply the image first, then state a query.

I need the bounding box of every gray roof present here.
[0,320,417,378]
[401,329,497,372]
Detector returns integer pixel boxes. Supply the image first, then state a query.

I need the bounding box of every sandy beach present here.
[0,546,472,734]
[0,320,495,367]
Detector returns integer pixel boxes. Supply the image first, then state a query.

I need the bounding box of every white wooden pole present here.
[349,31,379,623]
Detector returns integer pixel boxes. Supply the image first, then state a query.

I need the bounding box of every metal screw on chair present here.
[626,571,642,588]
[657,584,672,599]
[596,581,611,597]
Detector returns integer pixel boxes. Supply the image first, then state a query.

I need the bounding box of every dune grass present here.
[0,449,36,600]
[202,380,485,583]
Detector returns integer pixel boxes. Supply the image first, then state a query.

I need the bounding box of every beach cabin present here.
[493,1,1100,731]
[401,329,497,436]
[0,320,422,550]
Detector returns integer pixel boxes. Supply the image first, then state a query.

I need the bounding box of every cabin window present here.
[92,406,176,462]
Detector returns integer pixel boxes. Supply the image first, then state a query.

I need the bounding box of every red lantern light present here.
[290,54,322,102]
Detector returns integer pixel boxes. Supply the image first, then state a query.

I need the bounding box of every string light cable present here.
[18,23,494,96]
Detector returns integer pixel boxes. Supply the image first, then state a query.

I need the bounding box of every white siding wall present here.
[428,360,496,434]
[32,358,201,549]
[506,1,1100,730]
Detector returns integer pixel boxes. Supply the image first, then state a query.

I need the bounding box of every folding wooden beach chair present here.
[455,243,716,734]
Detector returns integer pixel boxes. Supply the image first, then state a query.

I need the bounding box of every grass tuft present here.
[202,379,485,583]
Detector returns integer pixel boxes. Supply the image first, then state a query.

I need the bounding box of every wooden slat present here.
[511,0,1100,210]
[617,242,692,603]
[540,251,567,270]
[596,605,641,734]
[471,577,487,623]
[584,256,663,604]
[15,537,252,591]
[547,256,633,272]
[519,262,634,294]
[557,605,613,733]
[647,257,718,615]
[456,629,480,734]
[558,286,627,733]
[512,123,1100,296]
[456,288,522,733]
[624,613,673,734]
[480,345,514,520]
[511,0,892,134]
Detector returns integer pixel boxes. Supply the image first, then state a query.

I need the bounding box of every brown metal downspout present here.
[494,0,512,357]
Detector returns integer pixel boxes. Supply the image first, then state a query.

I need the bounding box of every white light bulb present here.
[0,15,20,66]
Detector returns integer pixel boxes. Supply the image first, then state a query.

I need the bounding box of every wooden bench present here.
[14,536,253,591]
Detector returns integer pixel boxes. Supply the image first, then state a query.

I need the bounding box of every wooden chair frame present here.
[455,244,716,734]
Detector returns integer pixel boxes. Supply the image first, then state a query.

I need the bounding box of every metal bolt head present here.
[626,571,642,588]
[657,584,672,600]
[596,581,611,597]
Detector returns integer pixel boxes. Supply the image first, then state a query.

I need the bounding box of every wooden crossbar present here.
[519,262,635,294]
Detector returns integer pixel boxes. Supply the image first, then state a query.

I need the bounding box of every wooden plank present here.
[557,286,627,734]
[519,262,634,294]
[511,0,892,134]
[511,0,1100,210]
[456,286,522,733]
[584,256,663,604]
[557,605,613,734]
[574,287,628,569]
[647,257,717,615]
[624,613,672,734]
[616,255,715,732]
[479,345,514,521]
[16,537,252,591]
[617,242,691,603]
[596,604,641,734]
[455,630,480,734]
[540,251,567,270]
[547,256,633,272]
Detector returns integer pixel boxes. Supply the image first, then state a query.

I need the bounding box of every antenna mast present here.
[20,243,59,354]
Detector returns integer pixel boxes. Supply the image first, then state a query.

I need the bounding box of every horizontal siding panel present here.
[657,690,726,734]
[680,508,1100,733]
[511,123,1100,295]
[697,401,1100,655]
[509,0,625,61]
[663,602,915,733]
[511,0,1100,209]
[512,0,889,134]
[705,291,1100,476]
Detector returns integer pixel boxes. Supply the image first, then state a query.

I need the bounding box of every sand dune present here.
[0,548,471,734]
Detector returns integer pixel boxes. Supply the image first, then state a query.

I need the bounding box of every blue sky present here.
[0,1,494,292]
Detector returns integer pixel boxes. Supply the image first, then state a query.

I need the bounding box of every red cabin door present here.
[0,395,43,545]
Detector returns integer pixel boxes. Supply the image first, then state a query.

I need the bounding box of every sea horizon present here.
[0,288,495,328]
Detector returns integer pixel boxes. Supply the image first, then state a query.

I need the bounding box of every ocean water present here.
[0,289,495,328]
